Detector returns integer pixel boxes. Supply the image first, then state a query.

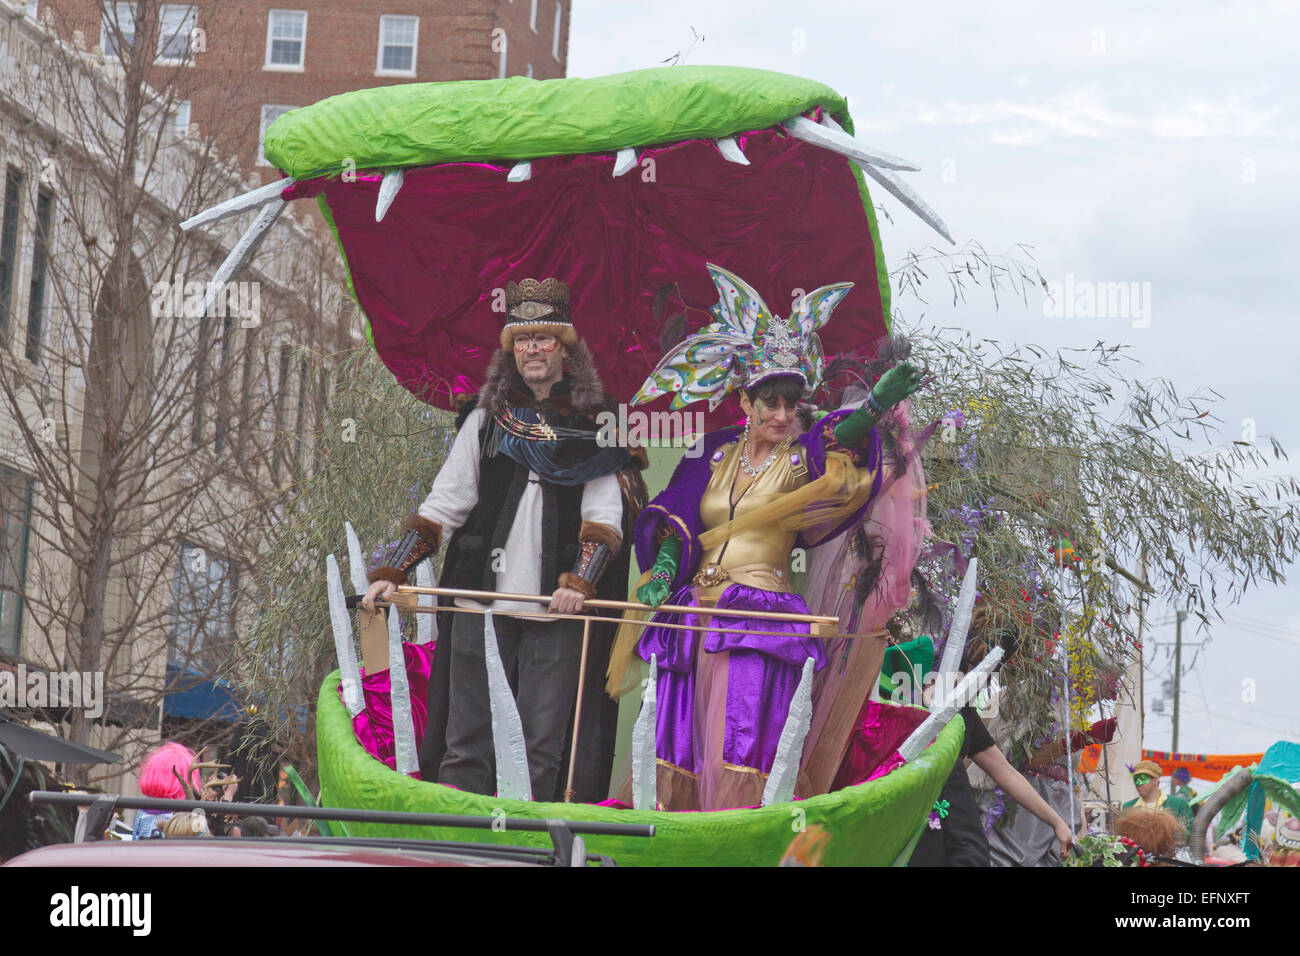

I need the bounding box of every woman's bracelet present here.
[649,569,672,585]
[865,390,886,415]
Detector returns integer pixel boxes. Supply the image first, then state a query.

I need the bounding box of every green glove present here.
[636,534,682,608]
[834,361,924,446]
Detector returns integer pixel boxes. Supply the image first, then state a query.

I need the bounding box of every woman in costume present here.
[625,263,922,811]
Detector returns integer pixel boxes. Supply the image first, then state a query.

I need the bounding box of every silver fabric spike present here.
[761,656,815,806]
[820,115,954,244]
[344,520,368,596]
[484,610,532,801]
[415,559,435,645]
[785,115,920,171]
[326,554,364,717]
[387,596,419,776]
[376,169,403,222]
[199,199,284,318]
[898,647,1004,762]
[937,557,979,679]
[507,161,532,183]
[180,178,295,232]
[631,654,658,810]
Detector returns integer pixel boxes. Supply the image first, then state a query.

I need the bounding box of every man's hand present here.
[549,586,587,615]
[362,579,397,612]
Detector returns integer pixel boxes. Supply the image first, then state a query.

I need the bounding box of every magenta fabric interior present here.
[294,128,887,421]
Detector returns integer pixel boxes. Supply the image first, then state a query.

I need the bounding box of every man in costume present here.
[363,277,642,801]
[1123,759,1169,809]
[620,263,922,810]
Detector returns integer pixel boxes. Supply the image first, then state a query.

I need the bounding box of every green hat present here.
[879,636,936,698]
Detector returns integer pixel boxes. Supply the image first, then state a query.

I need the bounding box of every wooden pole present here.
[564,617,592,803]
[392,584,840,629]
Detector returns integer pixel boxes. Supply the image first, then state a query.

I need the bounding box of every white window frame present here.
[525,62,533,78]
[258,104,297,166]
[173,99,191,133]
[552,2,562,60]
[156,4,198,65]
[24,1,38,20]
[264,9,307,72]
[100,2,136,60]
[375,14,418,78]
[530,0,538,33]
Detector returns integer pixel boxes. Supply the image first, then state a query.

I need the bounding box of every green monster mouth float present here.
[185,66,963,865]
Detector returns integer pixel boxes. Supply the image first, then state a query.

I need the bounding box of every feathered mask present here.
[632,263,853,410]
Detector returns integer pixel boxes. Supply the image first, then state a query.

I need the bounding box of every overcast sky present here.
[569,1,1300,756]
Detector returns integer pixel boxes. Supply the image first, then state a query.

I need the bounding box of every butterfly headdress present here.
[632,264,853,410]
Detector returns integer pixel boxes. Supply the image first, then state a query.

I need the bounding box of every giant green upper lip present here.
[263,65,851,180]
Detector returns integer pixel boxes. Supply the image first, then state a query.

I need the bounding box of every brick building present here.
[29,0,571,181]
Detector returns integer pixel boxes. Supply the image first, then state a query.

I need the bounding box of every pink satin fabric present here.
[346,641,437,777]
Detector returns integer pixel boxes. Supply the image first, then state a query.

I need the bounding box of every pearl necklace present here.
[739,433,787,479]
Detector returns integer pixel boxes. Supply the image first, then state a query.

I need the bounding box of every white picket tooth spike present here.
[631,654,658,811]
[199,198,284,318]
[761,656,816,806]
[714,136,750,165]
[484,610,532,801]
[344,521,368,596]
[612,148,637,177]
[898,647,1004,762]
[938,557,979,679]
[376,168,403,222]
[325,554,364,717]
[785,114,919,171]
[415,560,435,645]
[387,596,419,777]
[180,177,295,232]
[507,161,532,183]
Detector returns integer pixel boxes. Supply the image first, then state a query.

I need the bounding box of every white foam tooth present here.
[612,148,637,177]
[785,114,920,171]
[714,136,750,165]
[199,198,284,317]
[376,168,404,222]
[181,178,295,232]
[507,161,532,183]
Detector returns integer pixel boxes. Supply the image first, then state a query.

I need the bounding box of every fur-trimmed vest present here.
[438,365,615,596]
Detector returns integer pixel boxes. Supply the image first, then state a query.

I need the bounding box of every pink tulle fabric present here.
[346,642,437,777]
[800,402,931,773]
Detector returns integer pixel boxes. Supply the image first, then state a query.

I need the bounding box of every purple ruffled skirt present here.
[636,584,826,809]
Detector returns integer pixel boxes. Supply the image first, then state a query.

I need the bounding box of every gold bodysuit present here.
[693,438,808,600]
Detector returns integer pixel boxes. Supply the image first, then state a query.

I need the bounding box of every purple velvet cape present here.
[633,410,883,782]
